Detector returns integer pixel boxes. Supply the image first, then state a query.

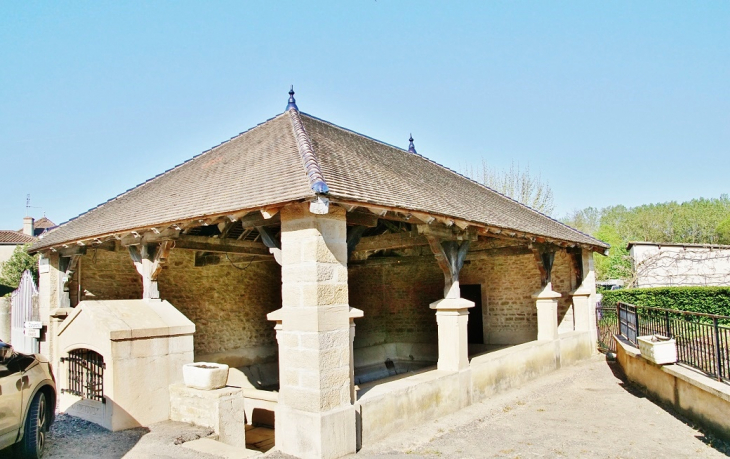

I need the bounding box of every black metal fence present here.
[596,302,618,353]
[60,348,106,403]
[617,302,730,383]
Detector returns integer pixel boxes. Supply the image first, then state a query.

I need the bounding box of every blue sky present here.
[1,1,728,230]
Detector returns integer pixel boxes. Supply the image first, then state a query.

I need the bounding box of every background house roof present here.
[34,217,56,230]
[0,230,35,245]
[33,106,607,251]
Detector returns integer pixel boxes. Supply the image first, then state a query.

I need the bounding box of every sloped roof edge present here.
[300,113,608,250]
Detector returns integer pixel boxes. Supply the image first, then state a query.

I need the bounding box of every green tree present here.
[593,226,632,281]
[560,194,730,282]
[717,215,730,244]
[0,244,38,289]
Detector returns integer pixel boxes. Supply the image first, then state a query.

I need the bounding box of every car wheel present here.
[19,391,47,459]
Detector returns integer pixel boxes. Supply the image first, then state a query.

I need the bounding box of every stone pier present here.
[268,202,357,459]
[533,283,561,341]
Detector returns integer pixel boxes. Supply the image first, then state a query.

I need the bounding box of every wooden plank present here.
[417,224,477,241]
[467,246,532,259]
[346,211,379,227]
[239,211,280,228]
[58,245,87,257]
[353,230,428,252]
[172,235,270,255]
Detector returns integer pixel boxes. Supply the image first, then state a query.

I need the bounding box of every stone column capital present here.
[570,284,592,297]
[429,297,475,311]
[532,283,562,300]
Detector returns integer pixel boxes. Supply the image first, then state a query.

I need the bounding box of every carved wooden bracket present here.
[256,226,282,265]
[426,236,471,298]
[346,225,368,259]
[128,241,172,299]
[568,248,584,289]
[532,244,557,287]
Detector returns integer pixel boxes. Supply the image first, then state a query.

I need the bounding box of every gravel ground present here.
[0,414,219,459]
[2,355,727,459]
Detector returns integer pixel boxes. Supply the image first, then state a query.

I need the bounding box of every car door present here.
[0,357,24,448]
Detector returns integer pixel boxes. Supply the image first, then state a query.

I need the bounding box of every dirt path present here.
[350,355,729,459]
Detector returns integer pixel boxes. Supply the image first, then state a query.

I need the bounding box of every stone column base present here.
[532,284,561,341]
[430,297,474,372]
[275,403,357,459]
[571,285,592,333]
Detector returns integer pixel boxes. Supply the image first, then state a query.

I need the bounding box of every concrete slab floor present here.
[344,354,730,459]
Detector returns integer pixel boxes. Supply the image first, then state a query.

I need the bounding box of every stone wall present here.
[80,247,142,301]
[348,247,578,348]
[460,254,538,344]
[77,243,577,357]
[348,260,443,349]
[78,246,281,357]
[158,251,281,356]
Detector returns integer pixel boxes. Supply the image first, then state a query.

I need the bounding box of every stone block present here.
[275,403,356,459]
[169,383,246,447]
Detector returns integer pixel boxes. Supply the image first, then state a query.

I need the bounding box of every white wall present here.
[0,244,18,267]
[630,244,730,287]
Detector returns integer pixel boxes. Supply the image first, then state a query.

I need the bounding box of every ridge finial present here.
[286,85,298,111]
[408,133,417,154]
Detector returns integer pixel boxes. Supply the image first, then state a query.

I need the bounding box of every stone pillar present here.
[267,202,357,459]
[579,250,598,348]
[429,298,474,372]
[37,251,63,361]
[571,285,592,332]
[533,283,561,341]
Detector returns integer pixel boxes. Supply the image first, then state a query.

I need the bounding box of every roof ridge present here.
[41,112,291,237]
[287,109,329,194]
[300,113,605,247]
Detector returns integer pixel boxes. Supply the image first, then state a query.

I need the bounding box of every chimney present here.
[23,216,35,236]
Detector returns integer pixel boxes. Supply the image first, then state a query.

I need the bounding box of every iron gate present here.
[10,270,39,354]
[596,301,618,353]
[60,348,106,403]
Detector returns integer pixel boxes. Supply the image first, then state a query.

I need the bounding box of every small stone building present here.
[31,90,608,459]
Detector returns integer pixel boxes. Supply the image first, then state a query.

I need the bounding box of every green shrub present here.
[601,287,730,317]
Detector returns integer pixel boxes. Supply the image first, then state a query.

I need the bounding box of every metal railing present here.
[60,348,106,403]
[596,302,618,353]
[617,302,730,382]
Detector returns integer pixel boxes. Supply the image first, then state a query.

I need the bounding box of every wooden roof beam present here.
[351,230,428,253]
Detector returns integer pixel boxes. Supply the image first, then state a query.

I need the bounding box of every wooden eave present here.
[33,196,608,256]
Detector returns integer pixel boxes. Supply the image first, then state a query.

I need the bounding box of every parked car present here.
[0,340,56,458]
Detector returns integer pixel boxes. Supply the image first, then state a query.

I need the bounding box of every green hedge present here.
[601,287,730,318]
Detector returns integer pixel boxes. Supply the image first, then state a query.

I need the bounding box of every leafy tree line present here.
[562,195,730,281]
[0,244,38,292]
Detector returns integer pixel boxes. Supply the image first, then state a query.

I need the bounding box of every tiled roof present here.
[302,114,605,248]
[34,217,56,229]
[32,106,607,251]
[0,231,35,244]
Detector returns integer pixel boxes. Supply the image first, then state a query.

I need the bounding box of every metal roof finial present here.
[408,133,417,154]
[286,85,298,111]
